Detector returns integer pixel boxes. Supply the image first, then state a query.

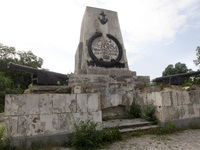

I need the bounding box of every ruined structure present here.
[4,6,200,147]
[69,6,149,118]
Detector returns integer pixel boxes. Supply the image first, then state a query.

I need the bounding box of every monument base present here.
[68,71,150,118]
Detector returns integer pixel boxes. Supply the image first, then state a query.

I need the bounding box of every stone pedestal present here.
[72,6,150,118]
[75,6,129,74]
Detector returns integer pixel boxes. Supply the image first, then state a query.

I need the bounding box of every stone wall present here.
[4,93,101,138]
[135,87,200,127]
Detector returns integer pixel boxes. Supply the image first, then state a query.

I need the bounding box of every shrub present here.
[142,104,157,123]
[127,103,141,118]
[156,122,177,135]
[0,125,15,150]
[55,86,71,94]
[66,120,122,149]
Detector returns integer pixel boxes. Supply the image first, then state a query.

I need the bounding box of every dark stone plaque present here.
[87,32,125,68]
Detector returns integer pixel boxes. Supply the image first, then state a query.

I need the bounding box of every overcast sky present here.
[0,0,200,80]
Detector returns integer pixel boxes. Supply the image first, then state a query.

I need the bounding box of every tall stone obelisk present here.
[75,6,129,75]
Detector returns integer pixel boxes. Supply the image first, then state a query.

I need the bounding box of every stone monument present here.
[69,6,150,118]
[75,6,129,75]
[4,6,150,147]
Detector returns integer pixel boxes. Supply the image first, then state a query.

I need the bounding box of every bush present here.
[66,120,122,149]
[142,104,157,123]
[127,103,141,118]
[156,122,177,135]
[0,125,15,150]
[55,86,72,94]
[0,72,23,112]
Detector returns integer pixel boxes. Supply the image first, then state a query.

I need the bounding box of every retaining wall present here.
[136,88,200,127]
[4,93,102,145]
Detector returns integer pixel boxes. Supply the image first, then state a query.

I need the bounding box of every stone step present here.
[119,125,157,133]
[104,115,126,120]
[103,118,154,129]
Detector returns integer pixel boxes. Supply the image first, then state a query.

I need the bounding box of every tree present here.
[193,46,200,67]
[0,72,23,112]
[162,62,189,76]
[0,43,43,89]
[0,43,44,112]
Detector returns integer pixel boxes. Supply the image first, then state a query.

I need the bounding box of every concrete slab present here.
[103,118,153,129]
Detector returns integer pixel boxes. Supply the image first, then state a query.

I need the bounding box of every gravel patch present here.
[102,129,200,150]
[55,129,200,150]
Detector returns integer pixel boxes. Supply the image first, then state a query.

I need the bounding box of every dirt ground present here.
[59,129,200,150]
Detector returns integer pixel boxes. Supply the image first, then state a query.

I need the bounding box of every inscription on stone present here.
[92,36,119,61]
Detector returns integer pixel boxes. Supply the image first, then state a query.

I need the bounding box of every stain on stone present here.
[188,105,195,115]
[33,117,39,123]
[36,129,43,133]
[70,99,76,112]
[178,106,186,118]
[32,124,35,128]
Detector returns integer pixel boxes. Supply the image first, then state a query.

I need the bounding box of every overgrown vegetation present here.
[63,120,122,150]
[130,122,177,138]
[127,103,157,124]
[55,86,72,94]
[142,104,157,123]
[0,124,15,150]
[127,103,141,118]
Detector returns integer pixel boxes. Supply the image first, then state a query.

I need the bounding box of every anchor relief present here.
[98,11,108,25]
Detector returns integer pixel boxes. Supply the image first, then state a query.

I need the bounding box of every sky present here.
[0,0,200,80]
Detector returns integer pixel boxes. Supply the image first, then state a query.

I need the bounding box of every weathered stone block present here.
[161,91,171,106]
[40,114,56,134]
[88,94,100,112]
[53,95,67,113]
[146,92,156,106]
[65,94,76,113]
[171,91,178,106]
[39,94,53,115]
[5,95,26,116]
[177,91,190,106]
[177,105,189,119]
[92,111,102,123]
[74,86,82,94]
[25,95,40,115]
[4,116,18,137]
[26,115,44,136]
[160,106,179,122]
[77,94,88,113]
[154,92,162,106]
[189,90,200,104]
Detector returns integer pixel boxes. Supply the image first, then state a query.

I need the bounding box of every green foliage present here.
[66,120,122,149]
[162,62,189,76]
[0,43,43,89]
[142,104,157,123]
[135,84,148,92]
[55,86,72,94]
[130,122,177,137]
[156,122,177,135]
[0,124,15,150]
[30,140,57,150]
[0,72,23,112]
[57,81,60,85]
[127,103,141,118]
[0,43,43,112]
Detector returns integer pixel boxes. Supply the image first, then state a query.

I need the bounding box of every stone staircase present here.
[103,118,157,133]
